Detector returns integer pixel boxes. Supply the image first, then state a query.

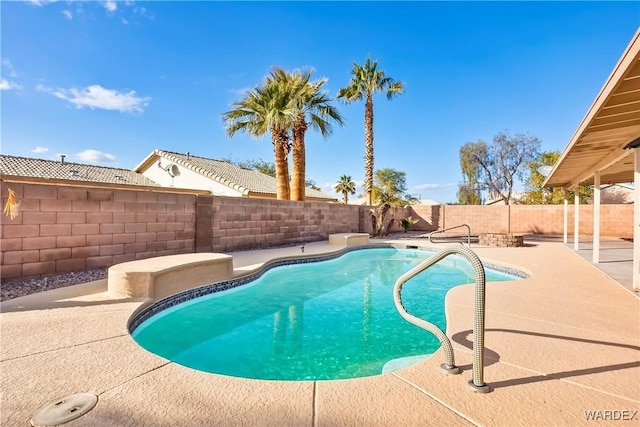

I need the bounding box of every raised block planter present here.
[108,253,233,300]
[479,233,524,247]
[328,233,370,247]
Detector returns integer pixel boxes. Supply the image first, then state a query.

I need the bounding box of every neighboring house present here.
[0,154,162,189]
[485,184,634,205]
[411,198,441,206]
[590,184,634,204]
[485,191,524,205]
[134,149,337,202]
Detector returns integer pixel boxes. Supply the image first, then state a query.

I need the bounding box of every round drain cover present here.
[31,393,98,426]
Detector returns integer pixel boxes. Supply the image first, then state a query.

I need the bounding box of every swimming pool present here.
[131,247,522,381]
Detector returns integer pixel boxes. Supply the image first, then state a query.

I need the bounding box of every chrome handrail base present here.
[440,363,461,375]
[467,380,492,393]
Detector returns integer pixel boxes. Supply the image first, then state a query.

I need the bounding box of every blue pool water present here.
[132,248,519,380]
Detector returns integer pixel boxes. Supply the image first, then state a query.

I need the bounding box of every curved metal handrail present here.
[428,224,471,246]
[393,245,491,393]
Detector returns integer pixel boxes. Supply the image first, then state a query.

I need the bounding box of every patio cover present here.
[543,28,640,291]
[544,29,640,189]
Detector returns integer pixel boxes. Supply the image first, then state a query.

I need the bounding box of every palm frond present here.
[3,188,20,220]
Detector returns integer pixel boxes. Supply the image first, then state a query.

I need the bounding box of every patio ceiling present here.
[544,29,640,189]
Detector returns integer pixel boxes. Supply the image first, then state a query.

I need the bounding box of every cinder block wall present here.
[1,183,196,280]
[338,203,634,237]
[442,205,510,234]
[509,205,567,234]
[353,205,442,235]
[209,196,360,252]
[600,205,634,237]
[1,181,634,281]
[406,204,633,238]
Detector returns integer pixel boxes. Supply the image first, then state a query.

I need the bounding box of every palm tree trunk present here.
[343,191,348,204]
[272,128,290,200]
[291,117,307,201]
[364,96,374,206]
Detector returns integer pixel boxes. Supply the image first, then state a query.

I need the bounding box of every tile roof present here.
[155,149,336,200]
[0,154,160,187]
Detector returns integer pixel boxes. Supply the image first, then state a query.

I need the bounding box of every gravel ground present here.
[0,231,433,302]
[1,268,108,302]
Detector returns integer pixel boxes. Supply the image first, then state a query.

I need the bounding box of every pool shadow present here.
[450,330,501,371]
[451,328,640,389]
[0,280,146,313]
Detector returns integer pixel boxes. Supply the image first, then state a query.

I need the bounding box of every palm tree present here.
[223,74,295,200]
[269,67,344,201]
[337,57,404,206]
[334,175,356,204]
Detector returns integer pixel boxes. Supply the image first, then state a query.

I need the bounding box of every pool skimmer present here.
[30,393,98,426]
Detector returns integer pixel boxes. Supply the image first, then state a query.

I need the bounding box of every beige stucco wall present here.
[140,159,245,197]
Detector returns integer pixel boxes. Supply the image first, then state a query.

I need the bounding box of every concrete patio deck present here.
[1,238,639,426]
[570,239,635,295]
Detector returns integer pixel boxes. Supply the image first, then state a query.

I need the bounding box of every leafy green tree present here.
[457,184,483,205]
[334,175,356,204]
[457,144,483,204]
[521,150,592,204]
[460,131,541,204]
[338,58,404,206]
[223,74,294,200]
[237,159,276,177]
[305,179,321,191]
[370,168,415,237]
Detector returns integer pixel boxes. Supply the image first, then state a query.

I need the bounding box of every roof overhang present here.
[544,29,640,189]
[0,175,211,195]
[133,149,162,172]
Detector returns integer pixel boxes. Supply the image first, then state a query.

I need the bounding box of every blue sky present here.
[2,1,639,203]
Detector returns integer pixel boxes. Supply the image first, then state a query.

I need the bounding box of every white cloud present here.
[322,183,334,194]
[2,58,17,77]
[24,0,56,6]
[136,6,154,19]
[0,78,22,91]
[412,182,457,191]
[76,149,116,164]
[40,84,150,113]
[62,10,73,19]
[31,146,49,154]
[229,86,253,97]
[103,1,117,12]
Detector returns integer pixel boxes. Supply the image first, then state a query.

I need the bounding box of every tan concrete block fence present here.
[0,182,633,280]
[1,183,197,280]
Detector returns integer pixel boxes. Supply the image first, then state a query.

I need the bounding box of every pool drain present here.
[30,393,98,426]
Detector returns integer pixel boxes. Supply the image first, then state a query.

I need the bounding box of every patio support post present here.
[562,187,569,245]
[634,149,640,290]
[593,172,601,263]
[574,187,580,251]
[563,188,568,244]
